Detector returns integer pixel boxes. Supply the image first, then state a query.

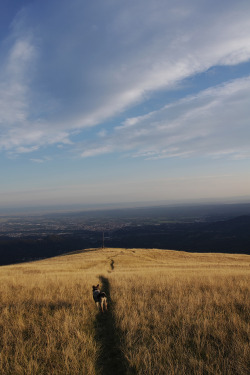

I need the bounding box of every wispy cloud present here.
[0,38,33,127]
[30,157,51,163]
[81,76,250,159]
[0,0,250,156]
[0,34,72,153]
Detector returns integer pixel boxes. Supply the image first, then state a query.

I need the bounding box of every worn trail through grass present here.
[94,256,135,374]
[94,276,135,375]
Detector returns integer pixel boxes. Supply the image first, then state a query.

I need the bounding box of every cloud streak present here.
[81,76,250,159]
[0,0,250,156]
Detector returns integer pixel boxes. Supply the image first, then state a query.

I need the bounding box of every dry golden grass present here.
[0,248,249,374]
[0,249,105,375]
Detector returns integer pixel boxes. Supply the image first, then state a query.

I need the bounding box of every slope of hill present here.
[0,248,249,375]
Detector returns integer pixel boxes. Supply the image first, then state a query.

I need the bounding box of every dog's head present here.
[92,284,100,292]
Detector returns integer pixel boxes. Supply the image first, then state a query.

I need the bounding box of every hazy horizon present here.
[1,195,250,216]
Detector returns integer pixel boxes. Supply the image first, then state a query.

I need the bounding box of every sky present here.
[0,0,250,210]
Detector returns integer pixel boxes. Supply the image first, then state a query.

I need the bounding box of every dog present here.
[92,284,108,313]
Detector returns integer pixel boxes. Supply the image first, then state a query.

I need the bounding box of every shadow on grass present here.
[94,276,136,375]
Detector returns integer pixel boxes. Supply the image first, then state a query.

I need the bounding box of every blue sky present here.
[0,0,250,209]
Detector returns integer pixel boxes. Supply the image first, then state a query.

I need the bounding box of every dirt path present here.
[110,259,115,270]
[94,276,135,375]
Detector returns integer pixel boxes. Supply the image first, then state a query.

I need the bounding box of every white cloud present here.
[30,158,45,163]
[80,76,250,159]
[30,156,51,163]
[0,0,250,155]
[81,145,113,158]
[0,38,32,126]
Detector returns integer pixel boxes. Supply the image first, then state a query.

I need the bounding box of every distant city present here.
[1,201,250,235]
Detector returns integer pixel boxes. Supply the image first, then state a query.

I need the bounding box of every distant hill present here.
[210,215,250,227]
[105,215,250,254]
[0,215,250,266]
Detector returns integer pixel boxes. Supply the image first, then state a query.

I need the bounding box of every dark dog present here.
[92,284,108,313]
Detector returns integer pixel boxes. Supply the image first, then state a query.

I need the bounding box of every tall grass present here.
[0,250,106,375]
[0,248,249,374]
[111,271,249,375]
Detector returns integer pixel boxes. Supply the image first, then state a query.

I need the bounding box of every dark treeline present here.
[0,215,250,266]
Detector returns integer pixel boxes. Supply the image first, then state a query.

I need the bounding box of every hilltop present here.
[0,248,249,374]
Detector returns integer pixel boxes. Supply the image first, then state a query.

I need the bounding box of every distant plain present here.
[1,202,250,266]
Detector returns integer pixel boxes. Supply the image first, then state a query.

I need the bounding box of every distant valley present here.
[1,202,250,265]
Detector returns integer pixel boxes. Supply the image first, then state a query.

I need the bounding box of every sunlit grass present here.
[111,272,249,374]
[0,248,249,374]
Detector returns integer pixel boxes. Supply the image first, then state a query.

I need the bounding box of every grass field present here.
[0,248,249,374]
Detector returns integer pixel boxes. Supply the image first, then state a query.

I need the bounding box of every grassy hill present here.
[0,248,249,374]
